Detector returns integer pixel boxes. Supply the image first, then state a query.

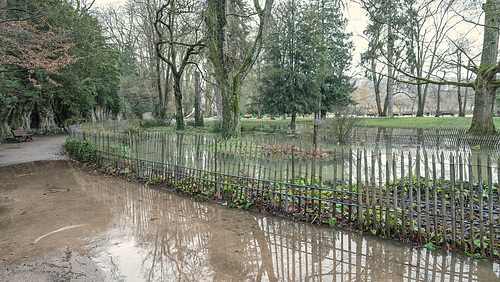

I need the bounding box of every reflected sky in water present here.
[72,165,500,281]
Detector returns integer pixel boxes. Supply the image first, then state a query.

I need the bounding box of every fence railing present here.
[69,128,500,258]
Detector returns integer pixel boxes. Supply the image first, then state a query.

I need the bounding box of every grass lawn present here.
[359,117,500,129]
[205,117,314,127]
[148,116,500,132]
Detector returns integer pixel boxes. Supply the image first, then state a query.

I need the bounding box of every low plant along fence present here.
[68,127,500,258]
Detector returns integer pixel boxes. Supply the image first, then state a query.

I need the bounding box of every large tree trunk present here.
[416,84,424,117]
[206,0,273,138]
[173,76,184,130]
[215,83,223,120]
[435,84,441,117]
[469,0,500,134]
[194,71,204,127]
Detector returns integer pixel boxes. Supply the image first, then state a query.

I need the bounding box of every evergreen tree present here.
[259,0,354,128]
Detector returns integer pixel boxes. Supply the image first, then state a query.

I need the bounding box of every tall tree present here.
[259,0,316,127]
[154,0,205,130]
[314,0,356,118]
[206,0,274,138]
[469,0,500,134]
[259,0,354,128]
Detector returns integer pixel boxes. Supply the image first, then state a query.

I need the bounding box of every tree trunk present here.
[155,52,165,119]
[386,25,394,118]
[290,113,296,130]
[435,84,441,117]
[173,75,184,130]
[215,83,223,120]
[371,58,384,117]
[194,71,204,127]
[416,84,424,116]
[457,51,465,117]
[469,0,500,134]
[206,0,273,138]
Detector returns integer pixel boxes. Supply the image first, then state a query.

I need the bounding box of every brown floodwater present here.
[1,160,499,281]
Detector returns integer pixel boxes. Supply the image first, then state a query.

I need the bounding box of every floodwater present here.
[1,161,499,281]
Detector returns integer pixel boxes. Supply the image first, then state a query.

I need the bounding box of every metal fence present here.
[69,128,500,258]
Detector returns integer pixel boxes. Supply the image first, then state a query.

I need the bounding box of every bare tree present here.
[154,0,205,130]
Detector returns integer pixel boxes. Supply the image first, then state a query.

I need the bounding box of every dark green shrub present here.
[65,137,97,163]
[209,120,223,133]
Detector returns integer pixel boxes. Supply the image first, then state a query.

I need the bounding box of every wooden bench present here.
[11,129,33,142]
[403,113,413,117]
[440,112,454,117]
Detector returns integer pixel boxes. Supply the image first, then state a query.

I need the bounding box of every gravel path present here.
[0,135,69,167]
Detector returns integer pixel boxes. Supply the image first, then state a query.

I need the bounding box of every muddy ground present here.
[0,135,108,281]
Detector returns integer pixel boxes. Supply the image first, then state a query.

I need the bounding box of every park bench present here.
[403,113,413,117]
[11,129,33,142]
[440,112,454,117]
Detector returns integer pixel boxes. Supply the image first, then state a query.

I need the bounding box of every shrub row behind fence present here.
[69,128,500,258]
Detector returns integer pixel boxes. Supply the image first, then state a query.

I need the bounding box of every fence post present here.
[487,156,494,257]
[357,150,363,229]
[285,184,289,212]
[175,165,178,186]
[217,173,221,200]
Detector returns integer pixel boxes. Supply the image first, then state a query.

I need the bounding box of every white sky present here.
[92,0,127,7]
[92,0,369,77]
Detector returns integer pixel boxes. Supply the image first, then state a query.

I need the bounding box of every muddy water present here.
[1,161,499,281]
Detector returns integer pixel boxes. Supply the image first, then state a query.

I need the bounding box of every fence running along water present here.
[69,128,500,258]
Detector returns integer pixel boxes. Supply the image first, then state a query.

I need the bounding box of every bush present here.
[209,120,223,133]
[141,119,172,128]
[65,137,97,163]
[124,124,143,134]
[323,106,362,144]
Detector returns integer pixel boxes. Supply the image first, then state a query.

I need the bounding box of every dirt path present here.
[0,135,108,281]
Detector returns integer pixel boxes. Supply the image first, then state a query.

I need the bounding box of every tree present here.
[205,0,274,138]
[259,0,316,128]
[0,19,77,87]
[361,16,387,116]
[361,0,500,134]
[0,0,122,137]
[361,0,405,118]
[314,0,356,118]
[468,0,500,134]
[259,0,354,128]
[155,0,205,130]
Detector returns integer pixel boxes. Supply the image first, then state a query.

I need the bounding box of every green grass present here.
[359,117,500,129]
[146,116,500,132]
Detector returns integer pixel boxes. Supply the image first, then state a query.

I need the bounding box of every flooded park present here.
[0,136,499,281]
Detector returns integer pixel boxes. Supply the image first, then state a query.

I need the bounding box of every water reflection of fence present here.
[70,128,500,258]
[257,217,496,281]
[70,163,498,281]
[349,127,500,149]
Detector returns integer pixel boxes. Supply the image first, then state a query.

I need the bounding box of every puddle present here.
[1,161,499,281]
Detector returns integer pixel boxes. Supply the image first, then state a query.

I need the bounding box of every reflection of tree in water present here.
[72,168,499,281]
